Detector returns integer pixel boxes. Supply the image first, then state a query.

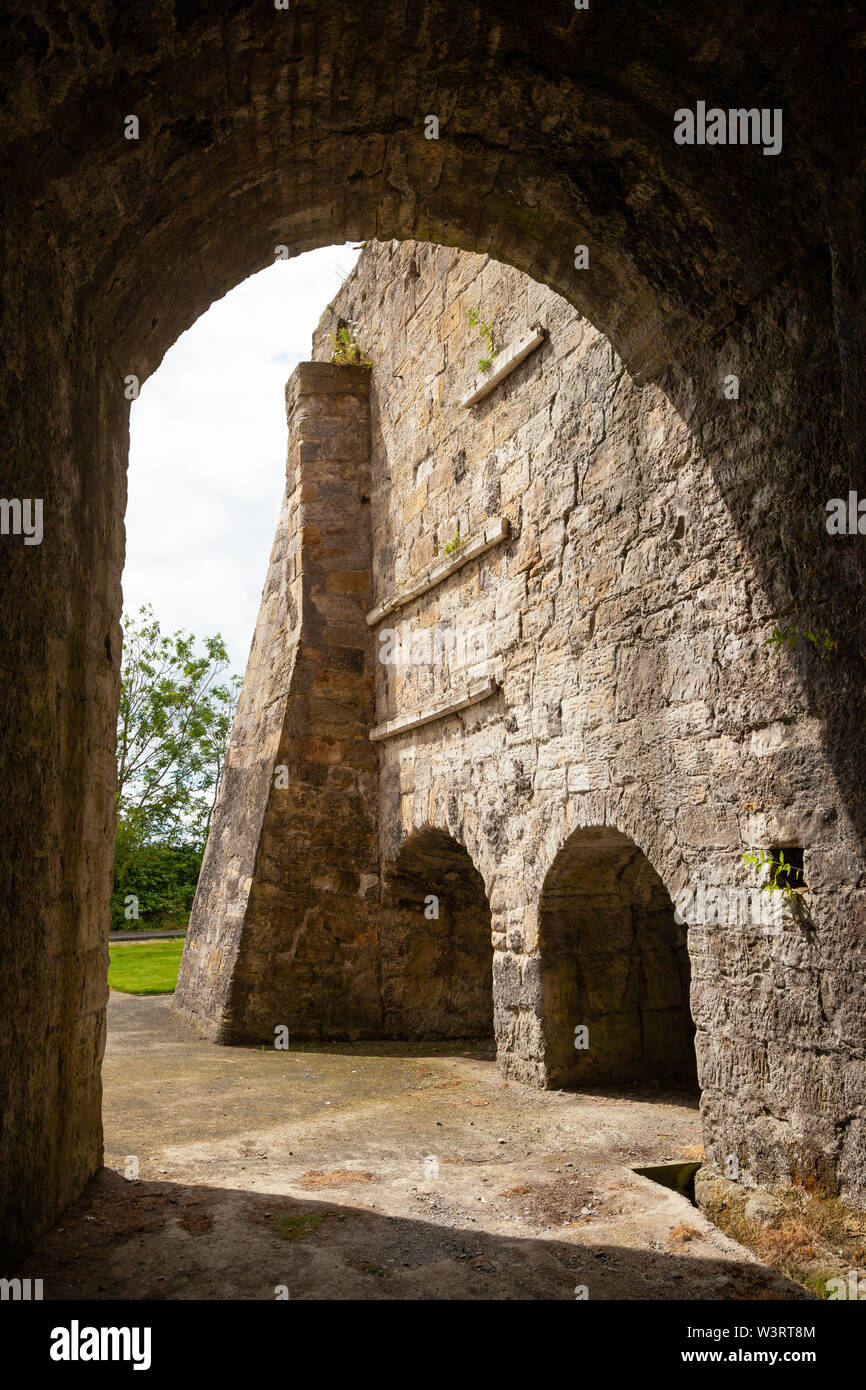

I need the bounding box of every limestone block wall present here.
[3,0,865,1271]
[175,363,380,1042]
[176,237,864,1208]
[306,240,866,1205]
[379,828,494,1039]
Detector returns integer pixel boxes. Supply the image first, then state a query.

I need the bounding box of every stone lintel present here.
[369,677,499,742]
[366,517,510,626]
[460,324,547,407]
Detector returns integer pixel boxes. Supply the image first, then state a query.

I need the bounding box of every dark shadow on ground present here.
[11,1168,812,1302]
[555,1082,702,1112]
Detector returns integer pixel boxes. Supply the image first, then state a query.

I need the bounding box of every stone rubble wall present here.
[178,237,865,1207]
[3,0,865,1270]
[307,240,865,1204]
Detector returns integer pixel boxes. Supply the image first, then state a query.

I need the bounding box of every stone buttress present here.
[174,363,380,1041]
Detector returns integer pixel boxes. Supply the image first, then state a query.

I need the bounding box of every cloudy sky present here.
[124,243,361,678]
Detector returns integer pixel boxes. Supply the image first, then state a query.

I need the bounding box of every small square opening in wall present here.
[770,846,805,891]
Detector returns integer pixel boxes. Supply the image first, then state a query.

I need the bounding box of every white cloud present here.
[125,243,360,675]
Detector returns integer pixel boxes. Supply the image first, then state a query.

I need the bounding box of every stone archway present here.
[2,1,866,1261]
[539,826,697,1090]
[380,829,493,1040]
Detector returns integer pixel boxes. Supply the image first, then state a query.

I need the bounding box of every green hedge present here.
[110,839,203,932]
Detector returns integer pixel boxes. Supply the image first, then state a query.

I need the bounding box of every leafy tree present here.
[110,835,204,931]
[116,604,241,849]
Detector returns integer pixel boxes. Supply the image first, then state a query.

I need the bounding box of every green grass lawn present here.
[108,937,185,995]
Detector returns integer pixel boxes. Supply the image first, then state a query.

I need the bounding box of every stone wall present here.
[4,0,866,1264]
[538,825,696,1089]
[0,209,120,1268]
[180,237,866,1211]
[380,829,494,1039]
[329,240,864,1204]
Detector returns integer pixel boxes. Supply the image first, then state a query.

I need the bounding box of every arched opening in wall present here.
[380,829,493,1041]
[6,3,861,1267]
[539,826,697,1091]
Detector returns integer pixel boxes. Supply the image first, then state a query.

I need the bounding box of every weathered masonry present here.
[3,1,865,1265]
[176,240,866,1215]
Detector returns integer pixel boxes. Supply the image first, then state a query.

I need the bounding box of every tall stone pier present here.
[174,363,381,1041]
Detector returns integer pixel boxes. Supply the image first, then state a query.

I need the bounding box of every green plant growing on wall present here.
[443,528,462,556]
[766,625,838,659]
[742,848,803,898]
[466,305,497,373]
[328,326,371,367]
[743,847,812,929]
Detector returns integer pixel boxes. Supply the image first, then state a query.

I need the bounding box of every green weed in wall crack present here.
[766,624,838,659]
[466,305,497,373]
[743,848,813,930]
[328,326,371,367]
[742,848,805,899]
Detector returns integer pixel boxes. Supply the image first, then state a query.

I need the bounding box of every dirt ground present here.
[18,992,813,1301]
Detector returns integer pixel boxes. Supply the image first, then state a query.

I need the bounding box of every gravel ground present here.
[15,992,812,1301]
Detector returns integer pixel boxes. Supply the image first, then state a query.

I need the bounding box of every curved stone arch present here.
[7,2,850,398]
[534,817,698,1090]
[3,0,866,1259]
[383,820,490,894]
[398,792,502,915]
[380,822,494,1040]
[525,793,690,956]
[20,2,836,388]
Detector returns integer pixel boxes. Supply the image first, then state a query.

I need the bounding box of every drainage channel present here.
[632,1161,702,1205]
